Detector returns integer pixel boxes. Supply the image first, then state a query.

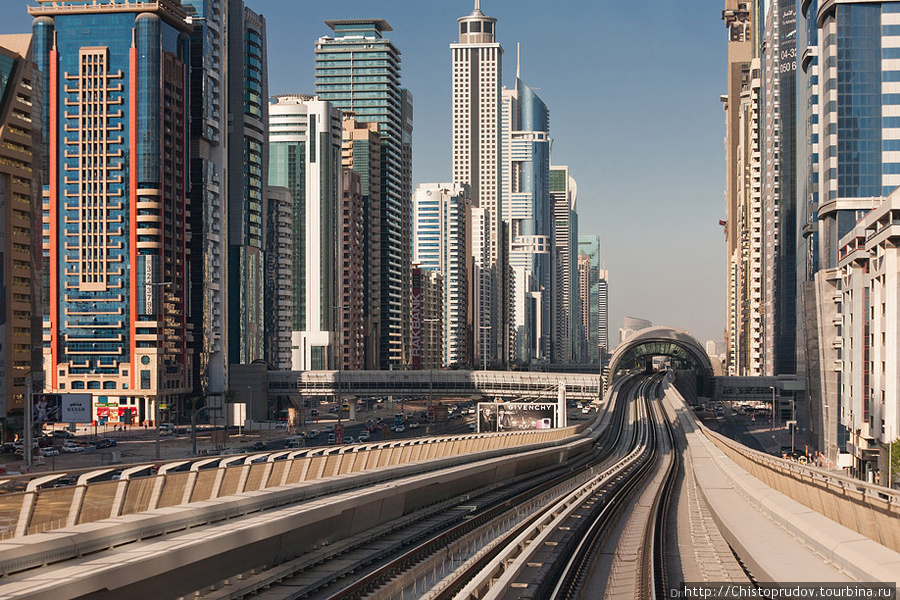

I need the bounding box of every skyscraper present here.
[226,0,268,366]
[264,186,293,371]
[578,235,603,365]
[0,34,41,427]
[412,183,471,367]
[550,165,578,364]
[182,0,227,417]
[502,76,551,365]
[316,19,412,369]
[341,116,381,370]
[451,1,506,369]
[268,94,342,370]
[340,168,366,371]
[31,0,192,424]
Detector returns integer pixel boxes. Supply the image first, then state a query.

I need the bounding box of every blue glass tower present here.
[31,0,192,424]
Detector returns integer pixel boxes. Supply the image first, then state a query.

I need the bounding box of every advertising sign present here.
[477,402,558,433]
[410,268,422,370]
[33,393,62,423]
[61,393,92,422]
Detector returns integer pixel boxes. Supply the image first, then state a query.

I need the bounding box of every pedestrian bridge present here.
[266,369,602,402]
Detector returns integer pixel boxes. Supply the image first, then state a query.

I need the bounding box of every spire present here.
[475,0,480,10]
[516,42,520,79]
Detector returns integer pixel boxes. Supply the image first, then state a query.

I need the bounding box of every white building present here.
[451,0,505,368]
[413,183,471,366]
[268,94,343,371]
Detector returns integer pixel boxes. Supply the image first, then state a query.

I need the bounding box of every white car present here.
[581,407,591,414]
[62,443,85,453]
[40,447,60,457]
[407,421,419,429]
[357,432,371,442]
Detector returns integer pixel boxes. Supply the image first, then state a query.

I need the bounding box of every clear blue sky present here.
[5,0,728,349]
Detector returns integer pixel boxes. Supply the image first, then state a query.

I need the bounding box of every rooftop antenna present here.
[516,42,520,79]
[475,0,480,10]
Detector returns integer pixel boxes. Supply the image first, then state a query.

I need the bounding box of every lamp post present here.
[769,386,776,432]
[146,280,173,460]
[244,385,250,435]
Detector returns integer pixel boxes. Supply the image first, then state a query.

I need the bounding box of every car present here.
[324,425,335,433]
[581,407,591,414]
[393,425,405,433]
[327,434,336,445]
[306,429,319,439]
[251,441,266,451]
[343,436,353,444]
[40,447,60,457]
[275,421,287,429]
[408,421,419,429]
[357,432,371,442]
[469,423,477,430]
[52,430,75,439]
[62,443,85,453]
[92,438,117,449]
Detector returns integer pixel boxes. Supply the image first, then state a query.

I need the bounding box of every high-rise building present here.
[31,0,192,424]
[451,1,506,369]
[809,1,900,474]
[182,0,227,418]
[722,0,763,377]
[578,235,603,364]
[550,165,578,364]
[227,0,267,366]
[598,268,609,363]
[413,183,471,367]
[341,116,381,370]
[264,186,293,371]
[762,0,798,377]
[502,76,551,365]
[0,34,42,429]
[340,167,366,371]
[268,94,343,371]
[316,19,412,369]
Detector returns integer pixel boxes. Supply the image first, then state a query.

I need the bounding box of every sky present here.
[3,0,728,349]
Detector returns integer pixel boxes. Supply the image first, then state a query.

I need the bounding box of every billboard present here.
[33,393,94,423]
[477,402,558,433]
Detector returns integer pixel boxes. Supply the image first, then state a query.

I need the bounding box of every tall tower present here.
[0,34,42,427]
[412,183,471,367]
[550,165,578,364]
[226,0,268,366]
[268,94,342,371]
[31,0,192,424]
[452,1,505,368]
[182,0,227,418]
[316,20,411,369]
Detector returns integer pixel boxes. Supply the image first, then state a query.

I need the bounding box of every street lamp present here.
[769,386,776,432]
[146,280,172,460]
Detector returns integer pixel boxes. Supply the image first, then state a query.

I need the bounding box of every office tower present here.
[470,205,490,368]
[502,76,551,365]
[268,94,342,370]
[722,0,763,377]
[578,235,602,364]
[411,267,443,370]
[762,0,798,376]
[340,168,366,371]
[182,0,227,418]
[0,34,41,428]
[31,0,192,424]
[798,0,824,455]
[598,268,609,363]
[620,317,652,345]
[811,1,900,474]
[264,186,293,370]
[227,0,267,366]
[550,165,578,364]
[413,183,471,367]
[316,19,412,369]
[341,116,381,369]
[452,1,505,369]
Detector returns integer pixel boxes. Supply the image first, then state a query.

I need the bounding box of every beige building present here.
[0,34,41,430]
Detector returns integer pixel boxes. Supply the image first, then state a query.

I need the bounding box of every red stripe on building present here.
[49,49,58,390]
[129,46,138,391]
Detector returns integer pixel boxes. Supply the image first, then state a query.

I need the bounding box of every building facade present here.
[502,77,551,365]
[577,235,603,365]
[31,0,192,423]
[412,183,471,367]
[316,19,412,369]
[0,34,42,430]
[182,0,227,418]
[268,94,342,371]
[340,167,366,371]
[226,0,267,366]
[341,116,381,370]
[264,186,293,370]
[451,1,506,369]
[550,165,578,364]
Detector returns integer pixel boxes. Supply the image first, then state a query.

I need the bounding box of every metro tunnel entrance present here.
[607,327,714,401]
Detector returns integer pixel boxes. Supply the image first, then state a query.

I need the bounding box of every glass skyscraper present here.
[31,0,192,424]
[315,19,412,369]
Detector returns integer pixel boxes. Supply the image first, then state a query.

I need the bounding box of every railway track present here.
[197,374,686,600]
